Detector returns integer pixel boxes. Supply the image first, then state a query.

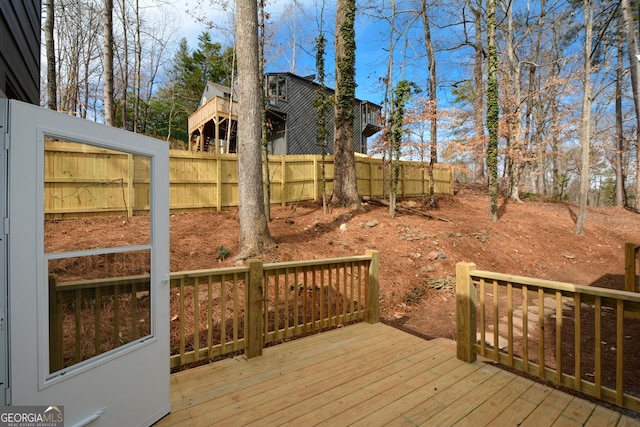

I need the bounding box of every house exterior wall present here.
[0,1,40,104]
[266,73,379,156]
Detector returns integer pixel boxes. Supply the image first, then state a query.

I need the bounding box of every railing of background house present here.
[456,261,640,413]
[49,250,380,372]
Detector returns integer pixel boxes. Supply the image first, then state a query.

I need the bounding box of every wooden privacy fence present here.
[44,141,454,218]
[625,242,640,292]
[456,262,640,413]
[49,251,380,371]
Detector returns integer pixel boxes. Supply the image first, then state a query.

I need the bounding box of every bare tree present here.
[487,0,499,221]
[469,0,486,185]
[575,0,593,235]
[421,0,438,208]
[332,0,361,208]
[103,0,115,126]
[615,19,626,207]
[235,0,276,259]
[45,0,57,111]
[621,0,640,208]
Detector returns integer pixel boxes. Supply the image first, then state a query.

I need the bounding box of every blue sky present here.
[156,0,464,107]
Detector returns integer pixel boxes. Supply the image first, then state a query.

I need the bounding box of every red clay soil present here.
[46,184,640,341]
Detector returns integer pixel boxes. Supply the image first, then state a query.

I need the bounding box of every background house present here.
[0,1,40,103]
[264,72,382,155]
[187,72,382,155]
[188,81,238,152]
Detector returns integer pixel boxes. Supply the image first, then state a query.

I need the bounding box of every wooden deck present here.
[156,322,640,426]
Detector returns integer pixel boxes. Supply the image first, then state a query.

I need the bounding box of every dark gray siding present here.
[0,0,41,104]
[266,73,376,155]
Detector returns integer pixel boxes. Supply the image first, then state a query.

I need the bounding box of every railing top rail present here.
[470,269,640,303]
[263,255,372,271]
[170,266,250,280]
[54,273,151,291]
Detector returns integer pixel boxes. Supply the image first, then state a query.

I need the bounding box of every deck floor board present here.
[155,322,640,427]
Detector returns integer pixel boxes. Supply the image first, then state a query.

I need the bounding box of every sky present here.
[145,0,458,107]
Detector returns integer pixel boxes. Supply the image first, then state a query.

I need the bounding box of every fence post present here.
[625,243,639,292]
[456,262,477,363]
[365,250,380,323]
[244,259,264,358]
[216,155,222,211]
[48,274,64,372]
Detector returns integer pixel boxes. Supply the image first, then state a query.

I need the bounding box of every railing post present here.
[456,262,477,363]
[365,250,380,323]
[48,274,64,372]
[625,243,638,292]
[245,259,264,358]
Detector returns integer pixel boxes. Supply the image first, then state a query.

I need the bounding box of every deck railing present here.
[49,251,380,371]
[456,262,640,413]
[625,242,640,292]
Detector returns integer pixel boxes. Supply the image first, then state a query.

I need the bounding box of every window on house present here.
[266,75,287,103]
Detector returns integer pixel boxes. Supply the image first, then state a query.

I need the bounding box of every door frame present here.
[0,99,8,406]
[6,100,170,426]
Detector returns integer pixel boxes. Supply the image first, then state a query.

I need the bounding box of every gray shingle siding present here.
[0,0,41,104]
[266,73,380,156]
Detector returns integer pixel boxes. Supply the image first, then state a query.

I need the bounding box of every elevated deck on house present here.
[156,322,639,426]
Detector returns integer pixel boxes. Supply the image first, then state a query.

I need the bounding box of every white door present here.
[6,100,170,426]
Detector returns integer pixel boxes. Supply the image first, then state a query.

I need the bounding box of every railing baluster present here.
[555,290,562,384]
[95,287,101,356]
[538,288,545,380]
[343,264,348,323]
[284,269,290,337]
[507,282,513,366]
[233,273,239,350]
[75,289,82,364]
[617,298,624,406]
[522,285,529,373]
[595,295,602,399]
[319,266,324,330]
[131,281,138,338]
[263,271,270,340]
[293,267,299,333]
[179,278,186,366]
[193,278,200,362]
[480,279,486,357]
[493,279,499,362]
[274,269,280,340]
[207,275,213,358]
[221,274,227,353]
[575,292,581,392]
[114,285,120,347]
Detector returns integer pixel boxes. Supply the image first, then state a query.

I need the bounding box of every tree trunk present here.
[120,0,129,130]
[616,21,626,207]
[332,0,361,209]
[575,0,593,235]
[103,0,115,126]
[621,0,640,209]
[235,0,275,259]
[471,0,485,185]
[258,0,271,221]
[504,0,522,202]
[134,0,142,132]
[45,0,57,111]
[422,0,438,208]
[486,0,499,221]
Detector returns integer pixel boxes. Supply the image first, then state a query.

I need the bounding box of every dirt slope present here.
[46,185,640,341]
